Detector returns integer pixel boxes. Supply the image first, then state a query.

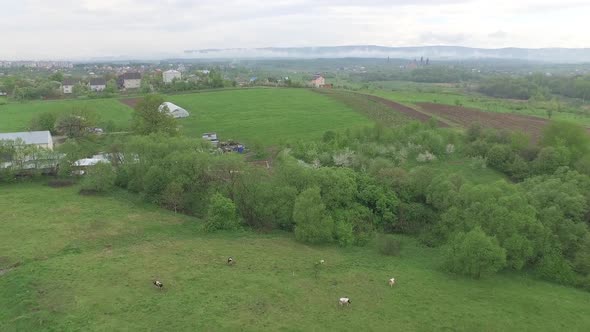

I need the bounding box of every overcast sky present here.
[2,0,589,60]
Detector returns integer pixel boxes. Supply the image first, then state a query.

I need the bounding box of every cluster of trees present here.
[28,108,114,136]
[464,121,590,180]
[479,73,590,101]
[353,66,478,84]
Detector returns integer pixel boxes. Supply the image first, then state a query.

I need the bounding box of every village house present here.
[310,74,325,88]
[62,79,77,94]
[89,78,107,92]
[118,72,142,89]
[0,131,54,150]
[163,70,182,84]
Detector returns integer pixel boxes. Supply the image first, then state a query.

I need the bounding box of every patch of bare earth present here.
[360,94,449,127]
[119,98,141,108]
[417,102,550,141]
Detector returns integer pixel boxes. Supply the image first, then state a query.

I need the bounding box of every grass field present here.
[0,98,134,132]
[167,89,373,145]
[2,183,590,331]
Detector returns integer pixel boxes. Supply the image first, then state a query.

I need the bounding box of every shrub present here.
[416,151,437,163]
[443,227,506,279]
[205,193,240,232]
[30,112,57,134]
[293,187,334,244]
[80,162,116,194]
[536,248,576,285]
[334,219,354,247]
[376,234,402,256]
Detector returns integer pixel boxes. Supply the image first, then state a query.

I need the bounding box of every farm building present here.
[89,78,106,92]
[0,131,54,150]
[163,70,182,83]
[118,72,142,89]
[62,79,77,94]
[310,74,325,88]
[159,102,189,118]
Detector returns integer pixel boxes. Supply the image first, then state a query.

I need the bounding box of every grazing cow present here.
[339,297,351,306]
[389,278,396,287]
[153,280,164,289]
[227,257,234,265]
[319,259,325,265]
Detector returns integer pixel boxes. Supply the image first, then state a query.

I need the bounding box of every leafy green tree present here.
[162,181,185,213]
[334,219,354,247]
[293,187,334,244]
[208,70,224,88]
[73,82,90,96]
[205,193,240,232]
[536,247,576,284]
[81,162,116,193]
[55,110,97,138]
[533,146,570,174]
[486,144,513,170]
[315,167,357,210]
[140,78,152,93]
[29,112,57,134]
[541,121,590,162]
[444,227,507,279]
[105,79,118,94]
[48,72,64,83]
[132,94,177,135]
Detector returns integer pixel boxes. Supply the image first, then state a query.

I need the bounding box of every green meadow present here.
[0,98,134,132]
[0,89,373,146]
[168,89,373,145]
[1,183,590,331]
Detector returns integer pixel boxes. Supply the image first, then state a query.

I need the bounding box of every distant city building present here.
[89,78,107,92]
[0,131,54,150]
[163,70,182,84]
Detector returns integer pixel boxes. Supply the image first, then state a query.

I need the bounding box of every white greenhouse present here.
[159,102,189,118]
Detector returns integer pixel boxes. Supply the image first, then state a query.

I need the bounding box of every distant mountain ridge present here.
[183,45,590,63]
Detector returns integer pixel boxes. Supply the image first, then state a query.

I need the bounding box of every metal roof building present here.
[0,131,54,150]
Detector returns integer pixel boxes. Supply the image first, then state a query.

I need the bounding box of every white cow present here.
[339,297,351,306]
[389,278,396,287]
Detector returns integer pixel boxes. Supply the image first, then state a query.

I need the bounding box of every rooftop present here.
[90,78,106,85]
[120,72,141,80]
[0,131,52,145]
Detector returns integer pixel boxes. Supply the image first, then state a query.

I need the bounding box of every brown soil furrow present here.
[417,102,551,141]
[360,94,449,127]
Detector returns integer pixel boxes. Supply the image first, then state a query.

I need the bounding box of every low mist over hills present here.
[184,45,590,63]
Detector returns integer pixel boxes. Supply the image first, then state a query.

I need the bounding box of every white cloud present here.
[1,0,589,59]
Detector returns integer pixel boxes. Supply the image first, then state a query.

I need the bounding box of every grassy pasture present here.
[1,183,590,331]
[167,89,373,145]
[0,98,134,132]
